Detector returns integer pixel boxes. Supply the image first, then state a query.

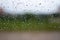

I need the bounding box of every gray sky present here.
[0,0,60,14]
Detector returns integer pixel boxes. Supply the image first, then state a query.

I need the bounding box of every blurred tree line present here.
[0,11,60,23]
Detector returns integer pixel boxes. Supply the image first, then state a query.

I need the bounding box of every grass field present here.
[0,14,60,32]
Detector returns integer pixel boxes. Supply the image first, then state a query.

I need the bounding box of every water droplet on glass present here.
[39,3,41,5]
[26,4,28,6]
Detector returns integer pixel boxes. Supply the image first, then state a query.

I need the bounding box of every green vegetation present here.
[0,13,60,32]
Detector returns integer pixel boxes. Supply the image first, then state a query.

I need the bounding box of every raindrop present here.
[48,9,49,11]
[35,5,38,7]
[36,10,39,11]
[0,3,3,6]
[4,27,6,29]
[24,10,26,11]
[28,3,30,4]
[27,23,30,25]
[54,26,56,28]
[38,23,40,24]
[17,3,20,5]
[7,6,9,8]
[52,1,54,3]
[3,6,5,8]
[39,3,41,5]
[14,6,16,8]
[58,26,60,28]
[26,4,28,6]
[3,23,5,25]
[22,22,24,23]
[41,22,43,24]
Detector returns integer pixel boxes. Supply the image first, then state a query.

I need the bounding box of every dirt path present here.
[0,32,60,40]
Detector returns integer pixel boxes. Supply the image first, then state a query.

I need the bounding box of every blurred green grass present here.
[0,14,60,32]
[0,19,60,32]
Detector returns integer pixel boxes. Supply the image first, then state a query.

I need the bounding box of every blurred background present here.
[0,0,60,31]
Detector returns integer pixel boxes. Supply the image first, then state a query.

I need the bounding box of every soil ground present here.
[0,32,60,40]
